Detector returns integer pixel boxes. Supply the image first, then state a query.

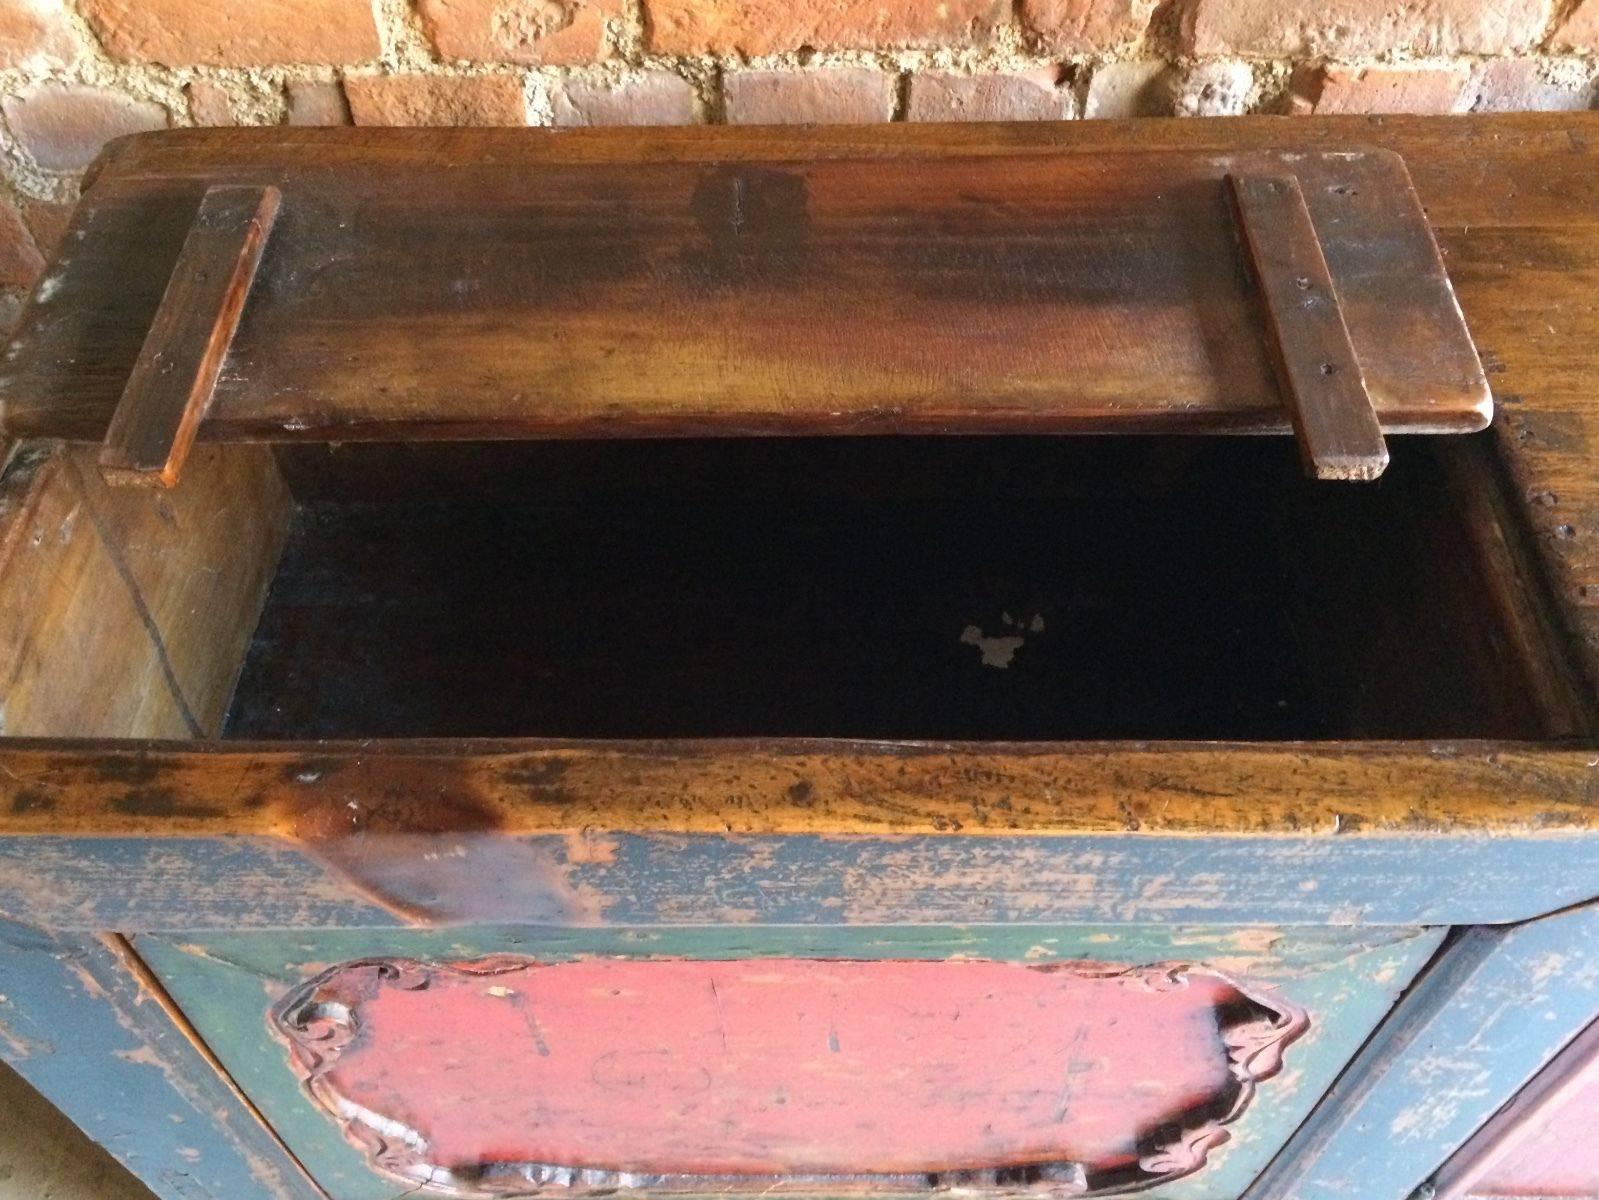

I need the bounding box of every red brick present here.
[0,0,82,70]
[345,73,527,126]
[1018,0,1154,53]
[1,84,168,172]
[907,68,1075,121]
[80,0,380,67]
[1081,59,1170,117]
[1550,0,1599,51]
[647,0,1002,55]
[21,197,71,257]
[724,67,896,124]
[0,196,43,287]
[418,0,620,64]
[550,70,697,126]
[185,79,235,126]
[1465,58,1598,111]
[1186,0,1552,58]
[285,80,352,126]
[1288,63,1471,115]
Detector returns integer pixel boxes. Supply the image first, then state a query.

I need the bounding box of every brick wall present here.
[0,0,1596,318]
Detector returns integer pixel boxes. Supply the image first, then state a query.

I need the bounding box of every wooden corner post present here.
[98,185,280,489]
[1227,171,1389,482]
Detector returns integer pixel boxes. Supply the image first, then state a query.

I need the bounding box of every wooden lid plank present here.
[0,139,1490,446]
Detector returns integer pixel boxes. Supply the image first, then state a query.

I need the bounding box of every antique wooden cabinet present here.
[0,114,1596,1200]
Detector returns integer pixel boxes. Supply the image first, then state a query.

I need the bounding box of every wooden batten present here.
[98,185,280,489]
[0,441,290,738]
[1228,171,1390,481]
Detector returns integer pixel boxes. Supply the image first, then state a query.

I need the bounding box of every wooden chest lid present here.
[0,130,1490,483]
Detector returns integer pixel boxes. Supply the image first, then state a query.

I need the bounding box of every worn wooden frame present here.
[0,739,1596,931]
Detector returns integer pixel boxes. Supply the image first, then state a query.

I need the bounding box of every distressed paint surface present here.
[1242,900,1599,1200]
[1432,1016,1599,1198]
[136,924,1445,1200]
[5,831,1599,931]
[0,916,315,1200]
[272,957,1306,1195]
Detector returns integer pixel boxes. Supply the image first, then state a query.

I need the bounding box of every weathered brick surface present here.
[1550,0,1599,50]
[285,80,352,125]
[0,195,44,287]
[185,79,235,126]
[907,68,1075,121]
[1289,63,1471,115]
[1172,60,1253,116]
[1187,0,1553,58]
[345,73,527,125]
[2,84,167,172]
[1465,58,1599,111]
[1082,59,1170,117]
[550,70,697,125]
[419,0,620,64]
[725,67,897,124]
[0,0,81,70]
[81,0,380,66]
[1018,0,1155,53]
[647,0,1002,55]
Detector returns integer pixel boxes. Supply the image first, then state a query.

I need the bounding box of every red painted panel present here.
[272,957,1307,1196]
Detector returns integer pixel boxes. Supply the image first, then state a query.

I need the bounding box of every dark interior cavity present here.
[223,435,1555,741]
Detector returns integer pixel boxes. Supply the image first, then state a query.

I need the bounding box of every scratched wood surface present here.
[0,117,1593,937]
[136,924,1445,1200]
[0,146,1488,441]
[0,916,318,1200]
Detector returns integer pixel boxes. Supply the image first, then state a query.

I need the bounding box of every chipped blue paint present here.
[0,916,316,1200]
[2,831,1597,931]
[1242,900,1599,1200]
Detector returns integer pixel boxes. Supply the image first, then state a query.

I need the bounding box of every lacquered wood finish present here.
[0,146,1487,443]
[272,956,1305,1194]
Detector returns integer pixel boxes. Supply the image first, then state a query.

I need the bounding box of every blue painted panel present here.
[4,832,1599,930]
[1243,900,1599,1200]
[0,916,317,1200]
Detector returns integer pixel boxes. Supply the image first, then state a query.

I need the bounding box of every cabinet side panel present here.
[0,440,289,737]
